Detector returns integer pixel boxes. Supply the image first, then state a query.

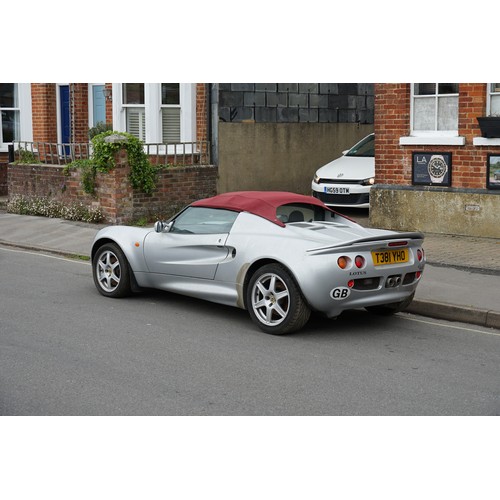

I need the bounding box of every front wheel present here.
[92,243,132,298]
[365,292,415,315]
[246,264,311,335]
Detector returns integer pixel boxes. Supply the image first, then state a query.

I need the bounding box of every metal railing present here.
[144,141,211,166]
[12,142,91,165]
[11,140,211,167]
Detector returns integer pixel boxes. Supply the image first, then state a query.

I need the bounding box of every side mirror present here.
[154,221,172,233]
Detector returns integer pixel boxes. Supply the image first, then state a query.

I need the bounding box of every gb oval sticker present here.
[330,287,351,300]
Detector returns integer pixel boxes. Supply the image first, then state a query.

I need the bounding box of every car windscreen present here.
[345,135,374,157]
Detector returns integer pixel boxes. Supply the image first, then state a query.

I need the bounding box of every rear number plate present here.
[372,248,409,266]
[324,186,350,195]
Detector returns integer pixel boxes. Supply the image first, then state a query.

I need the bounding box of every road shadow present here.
[125,287,397,341]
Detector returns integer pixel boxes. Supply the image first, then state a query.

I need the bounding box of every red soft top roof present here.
[191,191,333,227]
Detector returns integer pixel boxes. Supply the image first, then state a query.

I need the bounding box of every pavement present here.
[0,200,499,330]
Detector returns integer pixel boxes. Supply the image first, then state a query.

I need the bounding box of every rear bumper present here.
[297,247,425,317]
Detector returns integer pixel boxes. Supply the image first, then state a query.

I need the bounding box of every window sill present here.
[473,137,500,146]
[399,136,465,146]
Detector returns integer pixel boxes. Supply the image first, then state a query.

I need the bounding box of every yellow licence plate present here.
[372,248,409,266]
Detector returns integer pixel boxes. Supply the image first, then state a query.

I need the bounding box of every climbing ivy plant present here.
[66,131,158,195]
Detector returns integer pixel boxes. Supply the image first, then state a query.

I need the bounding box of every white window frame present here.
[400,83,464,146]
[121,83,146,142]
[112,83,195,152]
[473,83,500,146]
[160,83,181,144]
[487,82,500,116]
[0,83,32,152]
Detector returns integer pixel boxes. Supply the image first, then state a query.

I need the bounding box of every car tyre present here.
[247,263,311,335]
[93,243,132,298]
[365,292,415,315]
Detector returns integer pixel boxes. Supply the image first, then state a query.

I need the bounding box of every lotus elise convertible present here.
[91,191,425,335]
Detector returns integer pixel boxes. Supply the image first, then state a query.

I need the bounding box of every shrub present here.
[88,122,113,140]
[14,147,38,164]
[7,196,104,223]
[67,130,158,195]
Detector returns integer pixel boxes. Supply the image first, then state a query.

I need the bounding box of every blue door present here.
[60,85,70,154]
[92,85,106,126]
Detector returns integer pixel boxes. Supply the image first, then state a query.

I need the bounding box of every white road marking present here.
[400,314,500,337]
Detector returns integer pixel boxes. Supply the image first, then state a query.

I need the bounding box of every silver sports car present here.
[91,191,425,335]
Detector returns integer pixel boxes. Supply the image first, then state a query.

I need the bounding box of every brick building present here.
[1,82,375,197]
[370,83,500,238]
[0,83,209,195]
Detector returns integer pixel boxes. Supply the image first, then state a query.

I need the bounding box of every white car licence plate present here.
[324,186,350,195]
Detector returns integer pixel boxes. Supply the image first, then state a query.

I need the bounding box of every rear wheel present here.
[365,292,414,315]
[93,243,132,298]
[246,264,311,335]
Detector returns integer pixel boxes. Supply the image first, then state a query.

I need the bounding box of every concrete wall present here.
[217,122,374,194]
[370,185,500,238]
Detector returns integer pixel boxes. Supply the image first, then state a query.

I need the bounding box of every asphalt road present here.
[1,246,499,416]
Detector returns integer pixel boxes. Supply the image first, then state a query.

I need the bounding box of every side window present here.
[161,83,181,143]
[171,207,238,234]
[412,83,459,133]
[0,83,20,145]
[488,83,500,115]
[123,83,145,141]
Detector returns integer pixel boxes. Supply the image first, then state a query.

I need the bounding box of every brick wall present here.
[8,150,217,224]
[374,83,497,189]
[31,84,57,143]
[71,84,89,142]
[105,83,113,126]
[196,83,208,143]
[0,152,8,195]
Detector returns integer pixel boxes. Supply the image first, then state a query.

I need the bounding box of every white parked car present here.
[311,133,375,208]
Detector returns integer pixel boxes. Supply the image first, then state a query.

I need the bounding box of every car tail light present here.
[348,280,355,288]
[337,256,350,269]
[388,241,408,247]
[417,249,423,261]
[355,255,365,268]
[416,271,422,279]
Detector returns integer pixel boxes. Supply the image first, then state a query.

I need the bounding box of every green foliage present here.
[7,195,104,223]
[88,122,112,140]
[67,130,158,195]
[65,159,96,195]
[14,147,38,164]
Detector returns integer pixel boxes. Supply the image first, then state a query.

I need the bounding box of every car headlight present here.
[313,174,320,184]
[361,177,375,186]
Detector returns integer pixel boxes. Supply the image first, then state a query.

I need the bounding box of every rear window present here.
[345,134,374,157]
[276,203,327,224]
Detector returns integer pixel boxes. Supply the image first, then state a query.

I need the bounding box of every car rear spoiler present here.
[307,232,425,255]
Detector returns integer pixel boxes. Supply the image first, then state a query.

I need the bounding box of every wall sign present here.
[487,154,500,190]
[412,152,452,186]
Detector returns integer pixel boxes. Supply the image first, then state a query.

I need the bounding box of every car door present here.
[143,207,238,279]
